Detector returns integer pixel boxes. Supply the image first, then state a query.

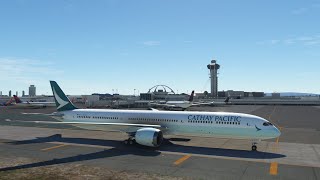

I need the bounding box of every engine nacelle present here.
[135,128,163,147]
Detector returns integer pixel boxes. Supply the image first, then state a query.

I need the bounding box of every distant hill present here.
[265,92,320,97]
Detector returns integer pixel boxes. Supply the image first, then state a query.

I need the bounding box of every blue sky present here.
[0,0,319,95]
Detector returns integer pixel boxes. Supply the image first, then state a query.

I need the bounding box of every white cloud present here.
[296,36,314,41]
[292,7,308,15]
[305,41,320,46]
[259,35,320,46]
[0,58,63,85]
[183,40,193,43]
[284,39,295,45]
[312,3,320,8]
[142,41,161,46]
[292,3,320,15]
[270,39,280,44]
[295,35,320,45]
[256,39,280,45]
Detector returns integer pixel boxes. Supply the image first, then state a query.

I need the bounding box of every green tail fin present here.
[50,81,77,111]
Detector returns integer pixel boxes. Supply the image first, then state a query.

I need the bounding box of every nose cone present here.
[273,126,281,138]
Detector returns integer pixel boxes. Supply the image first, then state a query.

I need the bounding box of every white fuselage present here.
[15,102,56,107]
[57,109,280,140]
[166,101,192,109]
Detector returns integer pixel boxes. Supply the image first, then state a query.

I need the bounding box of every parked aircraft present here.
[0,97,14,106]
[151,91,230,110]
[12,95,55,108]
[205,97,231,106]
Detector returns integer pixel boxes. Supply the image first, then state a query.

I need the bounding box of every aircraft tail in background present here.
[13,95,23,103]
[224,97,230,103]
[188,91,195,102]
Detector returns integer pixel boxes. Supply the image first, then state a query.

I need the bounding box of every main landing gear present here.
[124,137,135,145]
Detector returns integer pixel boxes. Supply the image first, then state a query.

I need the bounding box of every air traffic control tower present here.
[207,60,220,97]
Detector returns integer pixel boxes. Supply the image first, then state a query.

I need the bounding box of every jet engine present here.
[135,128,163,147]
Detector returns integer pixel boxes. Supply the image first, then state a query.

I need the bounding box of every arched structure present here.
[147,85,176,94]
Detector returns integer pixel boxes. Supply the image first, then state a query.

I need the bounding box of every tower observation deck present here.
[207,60,220,97]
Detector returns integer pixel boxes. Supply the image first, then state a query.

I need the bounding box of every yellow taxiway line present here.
[276,127,282,144]
[41,144,68,151]
[268,106,277,120]
[268,106,281,129]
[268,106,280,175]
[174,155,191,166]
[270,162,278,175]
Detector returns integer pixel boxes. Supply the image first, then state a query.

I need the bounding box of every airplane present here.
[12,95,56,108]
[150,91,197,110]
[204,96,231,106]
[10,81,281,151]
[0,97,15,106]
[150,91,230,110]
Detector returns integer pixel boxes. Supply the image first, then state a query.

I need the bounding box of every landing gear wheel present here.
[252,145,257,151]
[124,137,135,145]
[124,140,129,145]
[129,139,133,145]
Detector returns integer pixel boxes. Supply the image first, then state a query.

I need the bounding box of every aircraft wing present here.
[191,102,213,106]
[190,103,202,106]
[151,103,176,107]
[192,101,229,106]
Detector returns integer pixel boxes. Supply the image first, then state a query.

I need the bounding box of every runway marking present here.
[174,155,191,166]
[268,106,281,129]
[268,106,281,176]
[268,106,276,120]
[26,142,320,168]
[41,144,68,151]
[270,130,281,175]
[269,162,278,175]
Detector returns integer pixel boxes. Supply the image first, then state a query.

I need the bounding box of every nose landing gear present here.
[252,142,258,151]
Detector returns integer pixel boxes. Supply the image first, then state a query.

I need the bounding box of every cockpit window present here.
[263,122,273,126]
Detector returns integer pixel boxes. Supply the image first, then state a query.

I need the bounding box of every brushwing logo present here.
[255,125,261,131]
[52,86,68,109]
